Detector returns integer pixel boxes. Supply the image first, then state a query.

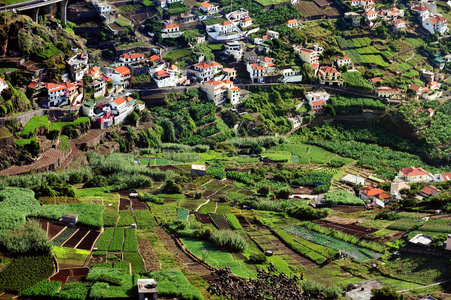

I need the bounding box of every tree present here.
[257,186,270,197]
[159,118,176,142]
[370,287,403,300]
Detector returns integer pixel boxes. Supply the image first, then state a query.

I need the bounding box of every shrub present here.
[0,254,54,293]
[210,230,248,252]
[0,220,52,256]
[249,252,267,264]
[287,205,329,220]
[206,167,226,180]
[0,187,40,230]
[162,179,182,194]
[83,175,108,188]
[325,190,365,206]
[89,282,109,300]
[139,193,163,205]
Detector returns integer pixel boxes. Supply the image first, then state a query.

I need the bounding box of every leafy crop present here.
[0,220,52,255]
[20,115,49,138]
[177,207,190,221]
[118,210,135,227]
[87,267,126,286]
[124,228,139,252]
[108,227,125,252]
[225,214,243,230]
[134,210,157,229]
[145,269,203,300]
[95,227,115,251]
[29,203,104,229]
[210,230,248,252]
[206,167,226,180]
[0,187,40,230]
[342,72,373,90]
[0,254,54,293]
[20,280,61,297]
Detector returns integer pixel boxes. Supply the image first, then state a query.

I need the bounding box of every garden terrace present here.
[49,268,89,285]
[313,220,378,238]
[62,228,90,248]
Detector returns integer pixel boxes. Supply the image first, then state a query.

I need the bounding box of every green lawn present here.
[163,49,193,61]
[254,0,290,5]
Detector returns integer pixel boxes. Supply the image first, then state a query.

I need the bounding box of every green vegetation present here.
[20,280,61,298]
[0,254,54,294]
[225,214,243,230]
[146,269,203,300]
[20,115,49,138]
[118,210,136,227]
[124,228,139,252]
[342,72,373,90]
[325,190,365,206]
[109,227,125,252]
[0,187,40,230]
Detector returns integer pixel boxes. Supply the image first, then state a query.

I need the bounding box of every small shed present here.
[191,164,207,176]
[137,278,158,300]
[341,174,365,186]
[409,234,432,246]
[445,235,451,251]
[61,213,78,226]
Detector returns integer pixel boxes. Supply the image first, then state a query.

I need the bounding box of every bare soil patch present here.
[195,212,212,224]
[77,231,101,251]
[62,229,89,248]
[129,197,148,210]
[119,198,131,210]
[314,220,377,238]
[138,238,161,272]
[48,223,67,239]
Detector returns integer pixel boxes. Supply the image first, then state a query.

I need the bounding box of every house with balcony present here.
[223,68,237,81]
[246,56,278,83]
[296,48,319,65]
[390,18,406,31]
[364,10,378,22]
[205,19,242,41]
[305,90,329,114]
[0,78,7,95]
[103,66,131,87]
[333,56,352,68]
[92,0,112,14]
[161,23,183,38]
[247,63,264,83]
[152,65,187,88]
[87,79,106,99]
[67,53,89,81]
[201,79,242,106]
[359,186,390,202]
[224,41,245,61]
[147,55,166,75]
[118,52,145,66]
[375,86,403,99]
[187,61,222,83]
[423,15,448,34]
[360,0,375,10]
[317,66,343,86]
[45,81,82,107]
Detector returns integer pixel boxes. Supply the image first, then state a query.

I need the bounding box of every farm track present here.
[153,226,211,277]
[138,238,161,272]
[246,228,317,269]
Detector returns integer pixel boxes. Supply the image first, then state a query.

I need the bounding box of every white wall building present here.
[297,48,319,65]
[201,79,241,106]
[67,53,89,81]
[423,15,449,34]
[188,61,222,83]
[0,78,7,95]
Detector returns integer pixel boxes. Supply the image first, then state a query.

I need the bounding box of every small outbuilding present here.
[137,278,158,300]
[345,280,383,300]
[409,234,432,246]
[61,213,78,226]
[191,164,207,176]
[341,174,365,186]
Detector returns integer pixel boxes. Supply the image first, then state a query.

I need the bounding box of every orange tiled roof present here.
[114,66,131,75]
[400,167,430,177]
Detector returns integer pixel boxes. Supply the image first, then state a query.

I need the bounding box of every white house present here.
[118,53,145,66]
[201,79,241,106]
[395,167,434,183]
[280,67,303,83]
[224,41,245,61]
[110,96,127,110]
[297,48,319,65]
[45,81,81,107]
[285,19,298,28]
[161,23,183,38]
[0,78,7,95]
[188,61,222,83]
[247,63,264,83]
[306,90,329,113]
[200,2,218,13]
[434,172,451,182]
[67,53,89,81]
[391,18,406,31]
[92,0,112,14]
[350,0,360,7]
[423,15,448,35]
[364,10,378,21]
[318,66,343,86]
[240,17,253,28]
[334,56,352,68]
[103,66,131,87]
[360,0,375,10]
[156,0,182,8]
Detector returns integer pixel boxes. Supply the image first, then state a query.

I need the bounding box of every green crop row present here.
[118,210,135,227]
[109,227,124,252]
[225,214,243,230]
[124,228,139,252]
[134,210,157,229]
[96,227,115,251]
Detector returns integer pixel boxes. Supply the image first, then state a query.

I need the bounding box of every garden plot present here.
[77,231,101,251]
[195,212,212,224]
[283,226,381,262]
[50,268,89,285]
[313,220,378,238]
[53,246,90,269]
[247,228,317,268]
[45,221,68,239]
[52,227,78,246]
[119,198,131,210]
[209,213,231,230]
[62,228,90,248]
[236,215,251,227]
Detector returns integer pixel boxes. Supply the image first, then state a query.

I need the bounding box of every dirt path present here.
[138,238,161,272]
[397,279,451,293]
[153,226,211,277]
[195,199,210,212]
